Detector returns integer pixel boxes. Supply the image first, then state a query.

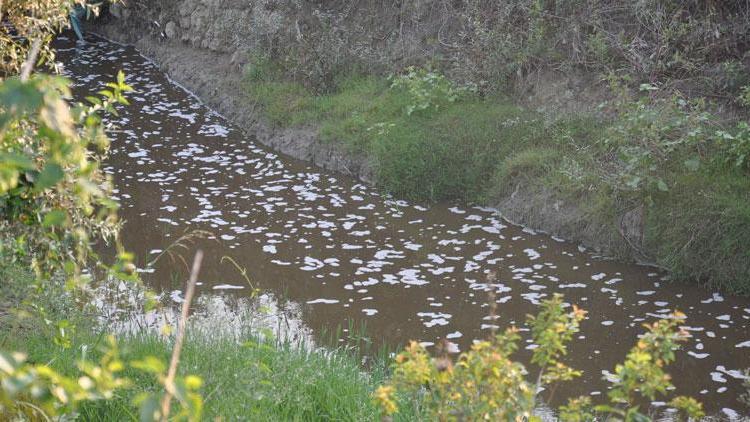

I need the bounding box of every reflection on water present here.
[92,278,313,348]
[56,35,749,418]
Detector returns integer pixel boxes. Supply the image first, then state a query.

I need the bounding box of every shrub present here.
[375,295,704,420]
[716,121,750,171]
[1,3,206,420]
[601,85,712,202]
[0,71,131,285]
[388,66,475,116]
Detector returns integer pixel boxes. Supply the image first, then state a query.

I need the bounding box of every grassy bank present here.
[244,60,750,294]
[0,265,420,420]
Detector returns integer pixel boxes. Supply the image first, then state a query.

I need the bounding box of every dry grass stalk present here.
[159,249,203,421]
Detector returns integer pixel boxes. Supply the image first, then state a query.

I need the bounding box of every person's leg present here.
[69,6,85,42]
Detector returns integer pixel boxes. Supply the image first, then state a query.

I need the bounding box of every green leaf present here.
[0,78,44,128]
[42,210,67,227]
[0,153,34,170]
[625,176,641,189]
[656,179,669,192]
[34,163,64,191]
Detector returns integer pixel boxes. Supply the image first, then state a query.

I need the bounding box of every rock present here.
[165,21,178,39]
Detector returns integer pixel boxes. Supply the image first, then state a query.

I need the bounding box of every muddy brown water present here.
[56,35,749,418]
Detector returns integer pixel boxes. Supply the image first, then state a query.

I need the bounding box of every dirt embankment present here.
[90,0,652,266]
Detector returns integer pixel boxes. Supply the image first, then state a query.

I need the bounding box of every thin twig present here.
[20,39,42,82]
[159,250,203,421]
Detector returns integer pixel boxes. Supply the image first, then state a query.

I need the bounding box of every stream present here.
[57,35,749,418]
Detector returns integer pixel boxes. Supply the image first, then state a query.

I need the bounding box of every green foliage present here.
[130,357,203,422]
[715,121,750,170]
[0,22,147,418]
[0,0,86,76]
[601,84,712,202]
[244,64,541,202]
[527,295,585,385]
[374,295,587,420]
[601,312,686,406]
[595,84,750,291]
[0,72,132,285]
[646,172,750,293]
[1,322,205,421]
[0,336,129,419]
[570,312,705,420]
[377,296,703,421]
[244,55,316,126]
[388,66,474,116]
[0,3,210,419]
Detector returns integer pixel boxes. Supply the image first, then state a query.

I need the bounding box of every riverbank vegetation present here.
[242,2,750,294]
[0,266,404,420]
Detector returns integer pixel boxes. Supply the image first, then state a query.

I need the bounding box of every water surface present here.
[57,35,749,418]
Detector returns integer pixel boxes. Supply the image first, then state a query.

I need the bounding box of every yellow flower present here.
[374,385,398,415]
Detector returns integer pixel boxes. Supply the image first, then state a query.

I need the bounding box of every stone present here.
[165,21,178,39]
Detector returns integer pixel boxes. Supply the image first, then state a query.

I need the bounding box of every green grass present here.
[0,265,421,421]
[245,59,545,202]
[242,58,750,294]
[74,334,391,420]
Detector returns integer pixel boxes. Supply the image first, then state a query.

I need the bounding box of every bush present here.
[375,295,704,420]
[0,71,131,284]
[716,121,750,171]
[388,66,475,116]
